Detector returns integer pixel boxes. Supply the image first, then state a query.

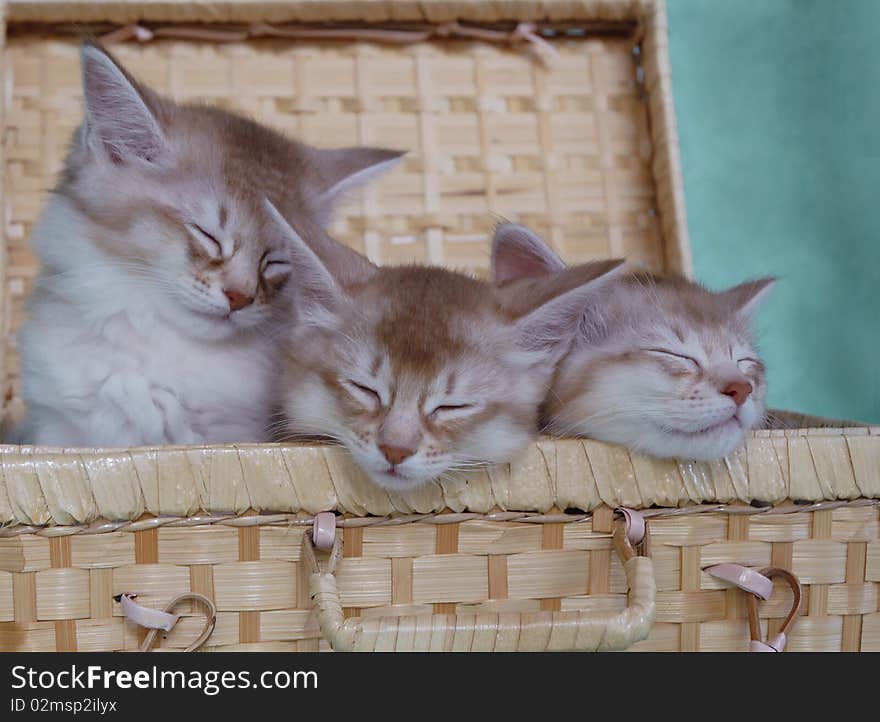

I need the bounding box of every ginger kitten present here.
[14,43,402,446]
[492,223,775,461]
[268,205,624,489]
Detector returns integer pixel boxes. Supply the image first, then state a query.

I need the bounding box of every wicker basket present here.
[0,0,877,652]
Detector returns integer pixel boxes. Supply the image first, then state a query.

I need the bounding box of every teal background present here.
[667,0,880,422]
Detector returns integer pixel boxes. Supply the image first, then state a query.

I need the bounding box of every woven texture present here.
[306,544,656,651]
[0,431,877,526]
[0,2,691,408]
[1,502,878,651]
[2,1,874,652]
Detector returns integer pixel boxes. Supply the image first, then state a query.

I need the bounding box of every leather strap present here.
[705,563,802,652]
[616,507,647,547]
[312,511,337,551]
[119,592,217,652]
[746,567,801,652]
[704,563,773,600]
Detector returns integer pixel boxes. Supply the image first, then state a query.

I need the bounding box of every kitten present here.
[492,223,775,461]
[267,204,624,489]
[14,42,402,446]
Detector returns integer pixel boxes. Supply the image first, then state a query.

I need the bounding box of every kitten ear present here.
[311,146,406,223]
[491,222,566,285]
[80,41,167,163]
[720,277,777,319]
[263,199,342,314]
[514,261,626,357]
[301,227,378,289]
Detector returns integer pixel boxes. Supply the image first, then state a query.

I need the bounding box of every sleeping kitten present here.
[492,223,775,461]
[14,42,402,446]
[267,204,624,489]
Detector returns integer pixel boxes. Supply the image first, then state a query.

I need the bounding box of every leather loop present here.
[118,593,179,631]
[746,568,801,652]
[616,507,647,547]
[312,511,337,551]
[705,564,801,651]
[749,633,787,652]
[120,592,217,652]
[704,563,773,600]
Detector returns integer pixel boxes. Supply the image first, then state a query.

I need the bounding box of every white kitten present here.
[14,43,402,447]
[492,223,775,461]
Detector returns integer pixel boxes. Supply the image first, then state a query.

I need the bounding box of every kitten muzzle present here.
[379,443,416,466]
[721,380,752,406]
[224,288,254,312]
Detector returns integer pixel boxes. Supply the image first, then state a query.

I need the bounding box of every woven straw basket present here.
[0,0,877,653]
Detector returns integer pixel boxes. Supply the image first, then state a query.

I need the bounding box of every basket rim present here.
[1,430,877,529]
[2,494,877,538]
[7,0,664,25]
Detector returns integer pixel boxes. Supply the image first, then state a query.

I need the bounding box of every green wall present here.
[667,0,879,422]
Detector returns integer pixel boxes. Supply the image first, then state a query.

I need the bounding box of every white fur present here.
[16,198,279,447]
[273,210,625,489]
[282,304,554,491]
[350,355,541,490]
[490,223,772,462]
[13,46,404,448]
[551,325,766,461]
[282,339,540,490]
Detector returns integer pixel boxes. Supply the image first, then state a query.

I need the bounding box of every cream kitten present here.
[268,204,624,489]
[492,223,775,461]
[14,43,402,446]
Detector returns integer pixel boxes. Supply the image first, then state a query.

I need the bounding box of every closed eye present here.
[642,348,700,369]
[342,379,383,408]
[429,403,477,419]
[187,224,223,258]
[261,255,292,281]
[736,356,762,373]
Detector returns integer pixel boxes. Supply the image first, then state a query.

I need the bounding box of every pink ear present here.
[310,146,406,225]
[80,41,166,163]
[491,223,566,285]
[721,277,777,318]
[514,260,625,358]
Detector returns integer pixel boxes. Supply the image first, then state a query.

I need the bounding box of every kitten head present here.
[492,223,775,461]
[269,205,623,489]
[57,42,403,338]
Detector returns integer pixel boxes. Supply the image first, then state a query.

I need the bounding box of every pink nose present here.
[224,289,254,312]
[722,381,752,406]
[379,444,416,466]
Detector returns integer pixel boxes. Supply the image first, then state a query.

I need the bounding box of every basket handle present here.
[301,518,655,652]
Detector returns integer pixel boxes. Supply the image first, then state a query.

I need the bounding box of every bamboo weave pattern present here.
[2,32,664,406]
[2,501,878,651]
[0,431,877,525]
[1,1,873,653]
